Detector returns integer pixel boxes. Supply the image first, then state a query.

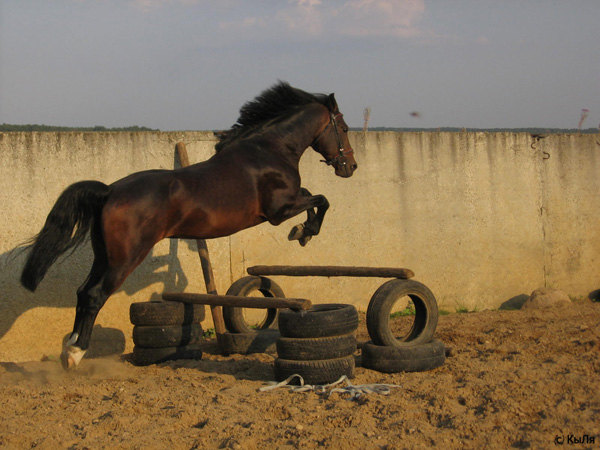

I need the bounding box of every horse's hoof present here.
[60,346,86,370]
[288,224,305,241]
[60,351,73,370]
[299,235,312,246]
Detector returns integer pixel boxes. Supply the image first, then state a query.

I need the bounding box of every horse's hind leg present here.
[62,260,109,369]
[62,225,154,369]
[61,222,110,369]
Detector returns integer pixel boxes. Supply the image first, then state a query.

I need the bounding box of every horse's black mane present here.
[215,81,329,152]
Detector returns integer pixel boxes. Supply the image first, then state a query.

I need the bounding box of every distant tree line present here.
[2,123,598,135]
[0,124,159,132]
[353,127,600,134]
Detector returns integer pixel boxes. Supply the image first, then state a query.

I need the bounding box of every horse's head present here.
[312,94,357,178]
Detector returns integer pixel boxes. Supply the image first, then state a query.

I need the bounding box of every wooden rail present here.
[247,265,414,279]
[163,292,312,311]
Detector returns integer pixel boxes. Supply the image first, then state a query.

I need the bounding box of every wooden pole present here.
[175,142,226,335]
[247,265,415,279]
[163,292,311,311]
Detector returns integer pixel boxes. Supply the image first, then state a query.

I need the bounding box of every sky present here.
[0,0,599,131]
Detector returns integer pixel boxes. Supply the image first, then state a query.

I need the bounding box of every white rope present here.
[259,374,401,400]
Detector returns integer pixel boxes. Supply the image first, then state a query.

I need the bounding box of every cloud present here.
[276,0,325,36]
[125,0,435,44]
[217,0,426,40]
[219,16,268,33]
[342,0,426,38]
[130,0,202,11]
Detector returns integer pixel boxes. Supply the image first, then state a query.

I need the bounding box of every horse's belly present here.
[169,207,264,239]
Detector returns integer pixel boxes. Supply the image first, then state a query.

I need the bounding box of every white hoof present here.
[60,345,87,370]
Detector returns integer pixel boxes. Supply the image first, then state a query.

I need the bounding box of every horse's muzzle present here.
[335,160,357,178]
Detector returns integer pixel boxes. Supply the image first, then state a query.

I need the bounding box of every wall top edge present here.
[0,130,216,136]
[1,130,596,139]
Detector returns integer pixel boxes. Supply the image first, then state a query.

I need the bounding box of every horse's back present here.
[101,156,264,243]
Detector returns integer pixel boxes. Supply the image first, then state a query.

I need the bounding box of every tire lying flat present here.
[278,304,358,338]
[130,301,205,326]
[274,355,355,385]
[361,339,445,373]
[276,333,357,360]
[133,324,204,348]
[217,329,280,355]
[132,344,203,366]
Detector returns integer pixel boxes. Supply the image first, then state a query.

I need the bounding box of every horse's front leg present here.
[286,188,329,246]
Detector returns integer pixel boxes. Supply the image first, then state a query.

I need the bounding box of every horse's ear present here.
[326,93,338,112]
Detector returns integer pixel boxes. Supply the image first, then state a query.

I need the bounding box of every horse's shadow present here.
[0,237,197,343]
[120,345,277,383]
[0,152,199,346]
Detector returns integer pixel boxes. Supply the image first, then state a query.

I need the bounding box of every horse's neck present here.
[270,105,327,161]
[219,104,327,166]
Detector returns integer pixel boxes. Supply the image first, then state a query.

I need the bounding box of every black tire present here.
[222,276,284,333]
[131,344,203,366]
[274,355,355,385]
[132,324,204,348]
[278,304,358,338]
[217,329,280,355]
[361,340,445,373]
[130,301,205,326]
[366,279,438,347]
[276,333,357,360]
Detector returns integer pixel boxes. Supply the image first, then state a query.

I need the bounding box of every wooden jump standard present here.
[247,265,415,279]
[175,142,227,335]
[162,292,311,311]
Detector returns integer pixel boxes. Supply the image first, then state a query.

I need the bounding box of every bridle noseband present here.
[313,112,354,167]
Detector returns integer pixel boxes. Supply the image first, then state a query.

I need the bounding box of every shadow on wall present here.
[0,237,197,342]
[0,151,198,345]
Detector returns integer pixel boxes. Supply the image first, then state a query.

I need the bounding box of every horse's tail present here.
[20,180,110,292]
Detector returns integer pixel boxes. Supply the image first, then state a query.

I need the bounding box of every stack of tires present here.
[219,276,284,355]
[130,301,205,366]
[274,304,359,385]
[362,279,446,373]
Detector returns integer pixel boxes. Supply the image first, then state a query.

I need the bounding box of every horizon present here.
[2,123,599,135]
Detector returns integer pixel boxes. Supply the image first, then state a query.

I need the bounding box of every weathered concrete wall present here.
[1,131,598,361]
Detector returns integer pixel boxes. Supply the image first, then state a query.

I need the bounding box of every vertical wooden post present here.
[175,142,227,335]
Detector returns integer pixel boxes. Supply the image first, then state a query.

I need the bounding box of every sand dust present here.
[1,301,598,449]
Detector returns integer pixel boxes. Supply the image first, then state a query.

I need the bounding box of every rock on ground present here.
[522,287,571,310]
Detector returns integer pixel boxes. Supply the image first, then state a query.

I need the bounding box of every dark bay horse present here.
[20,82,357,369]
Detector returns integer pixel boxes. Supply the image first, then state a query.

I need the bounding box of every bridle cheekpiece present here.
[313,112,354,167]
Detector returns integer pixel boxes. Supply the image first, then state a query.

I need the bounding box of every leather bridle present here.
[313,112,354,167]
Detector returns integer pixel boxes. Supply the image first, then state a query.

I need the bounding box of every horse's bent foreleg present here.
[301,188,329,236]
[273,188,329,246]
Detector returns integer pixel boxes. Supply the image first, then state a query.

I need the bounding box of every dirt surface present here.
[1,301,599,449]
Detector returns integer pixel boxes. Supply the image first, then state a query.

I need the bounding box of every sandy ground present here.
[0,301,598,449]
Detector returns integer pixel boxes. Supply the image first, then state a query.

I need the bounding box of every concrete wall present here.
[1,131,598,361]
